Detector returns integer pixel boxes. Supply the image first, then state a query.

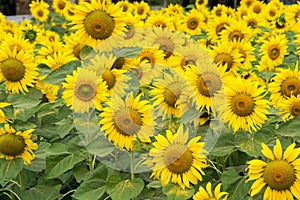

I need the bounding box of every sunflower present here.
[146,126,207,189]
[250,0,265,15]
[62,67,108,113]
[1,33,35,54]
[259,34,287,71]
[71,0,127,46]
[230,40,256,70]
[144,10,175,30]
[135,48,166,66]
[35,76,60,102]
[63,2,76,21]
[241,12,269,35]
[263,2,282,22]
[222,77,269,133]
[99,93,155,151]
[0,124,38,165]
[115,0,133,13]
[185,63,226,112]
[268,66,300,106]
[210,4,232,19]
[29,0,50,22]
[209,40,244,73]
[43,51,77,71]
[177,9,205,36]
[151,70,193,119]
[52,0,68,15]
[193,182,228,200]
[195,0,208,9]
[132,1,150,20]
[219,19,253,42]
[247,139,300,199]
[0,102,11,123]
[206,15,232,43]
[0,45,38,94]
[278,95,300,121]
[285,3,300,32]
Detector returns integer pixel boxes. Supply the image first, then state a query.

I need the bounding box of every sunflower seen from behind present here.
[99,93,155,151]
[0,124,38,165]
[0,44,39,94]
[247,139,300,200]
[146,126,207,189]
[193,182,228,200]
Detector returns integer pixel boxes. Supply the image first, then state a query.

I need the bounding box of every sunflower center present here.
[156,38,174,58]
[114,107,142,136]
[37,10,44,17]
[214,53,233,71]
[247,20,257,29]
[112,57,125,69]
[263,160,295,190]
[269,10,276,17]
[125,28,135,40]
[281,77,300,97]
[164,88,179,107]
[102,69,116,90]
[131,67,143,80]
[164,144,193,174]
[58,1,66,10]
[231,93,255,116]
[253,6,261,14]
[0,133,26,156]
[137,7,144,15]
[197,73,222,97]
[84,10,115,40]
[1,58,25,82]
[75,83,96,102]
[187,18,199,30]
[215,23,227,36]
[140,53,155,64]
[291,102,300,116]
[73,44,82,60]
[268,46,280,60]
[229,30,244,41]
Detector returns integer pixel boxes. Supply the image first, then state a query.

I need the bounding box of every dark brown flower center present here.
[75,83,96,102]
[58,1,66,10]
[215,23,228,36]
[1,58,25,82]
[268,46,280,60]
[0,133,26,156]
[102,69,116,90]
[229,30,244,41]
[164,84,181,107]
[197,73,222,97]
[214,53,234,71]
[263,160,295,190]
[164,144,193,174]
[114,108,142,136]
[231,93,255,116]
[84,10,115,40]
[112,57,125,70]
[281,77,300,97]
[187,18,199,30]
[291,102,300,116]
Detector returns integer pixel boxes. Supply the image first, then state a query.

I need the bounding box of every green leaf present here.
[55,118,74,138]
[210,130,236,156]
[274,115,300,137]
[25,142,51,172]
[21,184,61,200]
[106,176,144,200]
[0,158,24,182]
[112,47,143,58]
[46,152,85,179]
[238,133,267,157]
[43,60,81,85]
[86,136,115,157]
[146,180,162,189]
[220,169,251,200]
[162,183,194,200]
[72,164,89,183]
[80,45,94,60]
[72,166,107,200]
[7,90,42,108]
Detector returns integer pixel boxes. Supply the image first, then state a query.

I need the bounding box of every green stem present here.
[18,171,23,191]
[88,153,94,171]
[130,151,135,180]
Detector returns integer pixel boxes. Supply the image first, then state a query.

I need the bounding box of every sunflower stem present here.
[130,151,135,180]
[88,153,94,171]
[18,171,24,191]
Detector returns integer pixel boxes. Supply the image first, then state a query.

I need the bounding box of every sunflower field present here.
[0,0,300,199]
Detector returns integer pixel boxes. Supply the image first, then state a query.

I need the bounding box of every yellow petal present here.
[261,143,274,160]
[273,139,282,160]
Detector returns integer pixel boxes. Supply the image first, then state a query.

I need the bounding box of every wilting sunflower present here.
[71,0,127,46]
[247,139,300,200]
[99,93,155,151]
[278,95,300,121]
[0,45,38,94]
[193,182,228,200]
[268,66,300,106]
[29,0,50,22]
[221,77,269,133]
[151,70,192,119]
[259,34,287,71]
[146,126,207,189]
[62,67,108,113]
[0,124,38,165]
[185,63,226,112]
[0,102,11,123]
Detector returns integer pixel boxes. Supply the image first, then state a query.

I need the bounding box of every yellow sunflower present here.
[0,45,38,94]
[206,15,232,43]
[222,77,269,133]
[62,67,108,113]
[52,0,69,15]
[285,3,300,32]
[263,2,282,22]
[247,139,300,199]
[115,0,133,13]
[146,126,207,189]
[29,0,50,22]
[193,182,228,200]
[144,10,175,30]
[135,48,166,66]
[259,34,287,71]
[195,0,208,9]
[268,66,300,106]
[278,95,300,121]
[99,93,155,151]
[250,0,265,15]
[71,0,127,46]
[241,12,269,35]
[35,76,60,103]
[177,8,205,36]
[0,124,38,165]
[230,40,256,70]
[43,51,77,71]
[0,102,11,123]
[219,19,253,42]
[132,1,150,20]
